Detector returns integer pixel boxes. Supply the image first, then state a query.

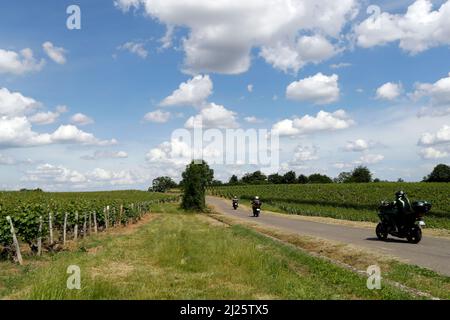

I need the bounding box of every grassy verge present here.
[0,210,420,300]
[209,213,450,299]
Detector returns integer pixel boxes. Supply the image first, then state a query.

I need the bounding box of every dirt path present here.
[207,196,450,276]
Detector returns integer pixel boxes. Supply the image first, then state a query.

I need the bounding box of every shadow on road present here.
[365,237,410,244]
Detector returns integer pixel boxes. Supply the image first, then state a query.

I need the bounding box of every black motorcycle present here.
[376,201,431,244]
[252,201,261,217]
[252,207,261,217]
[232,200,239,210]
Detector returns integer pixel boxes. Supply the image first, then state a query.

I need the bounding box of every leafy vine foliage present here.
[0,191,179,259]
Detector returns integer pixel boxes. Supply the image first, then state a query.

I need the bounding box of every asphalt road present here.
[207,196,450,276]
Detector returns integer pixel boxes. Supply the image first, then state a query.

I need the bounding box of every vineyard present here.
[0,190,179,263]
[210,183,450,230]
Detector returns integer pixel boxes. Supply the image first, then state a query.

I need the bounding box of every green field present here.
[210,183,450,230]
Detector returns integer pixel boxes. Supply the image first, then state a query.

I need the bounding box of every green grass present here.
[215,214,450,300]
[0,212,419,300]
[211,183,450,230]
[386,262,450,299]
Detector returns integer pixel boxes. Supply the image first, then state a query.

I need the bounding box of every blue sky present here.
[1,0,450,190]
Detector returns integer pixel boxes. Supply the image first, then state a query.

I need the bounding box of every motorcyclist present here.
[394,191,412,231]
[232,196,239,206]
[251,196,262,211]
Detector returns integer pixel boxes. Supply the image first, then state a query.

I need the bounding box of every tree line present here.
[149,163,450,193]
[226,166,373,186]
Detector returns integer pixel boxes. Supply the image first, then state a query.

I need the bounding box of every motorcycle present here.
[232,200,239,210]
[376,200,431,244]
[252,207,261,217]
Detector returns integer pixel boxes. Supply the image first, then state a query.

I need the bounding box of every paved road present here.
[207,196,450,276]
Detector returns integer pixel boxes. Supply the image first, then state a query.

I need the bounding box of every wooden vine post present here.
[37,216,43,256]
[83,213,87,239]
[6,216,23,265]
[63,213,68,246]
[93,211,98,234]
[48,212,54,245]
[104,206,109,230]
[107,205,110,228]
[74,212,79,241]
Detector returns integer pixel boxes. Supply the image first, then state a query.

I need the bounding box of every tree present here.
[20,188,44,192]
[228,175,239,185]
[424,164,450,182]
[297,174,309,184]
[211,180,224,186]
[151,176,177,193]
[283,171,297,184]
[181,160,214,211]
[268,173,284,184]
[350,166,372,183]
[242,171,267,184]
[308,173,333,184]
[335,172,352,184]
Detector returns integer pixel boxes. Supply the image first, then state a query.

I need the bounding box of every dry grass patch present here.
[90,262,135,280]
[108,214,159,236]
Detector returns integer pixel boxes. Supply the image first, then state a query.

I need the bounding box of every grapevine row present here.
[0,191,180,262]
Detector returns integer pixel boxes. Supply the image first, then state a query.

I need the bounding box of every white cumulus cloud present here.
[0,48,45,75]
[50,125,116,146]
[355,0,450,54]
[260,35,338,74]
[118,41,149,59]
[42,42,67,64]
[357,154,385,165]
[144,110,171,123]
[419,125,450,146]
[419,147,449,159]
[81,151,128,160]
[286,73,340,105]
[291,145,319,163]
[185,103,239,129]
[115,0,358,74]
[344,139,370,152]
[272,110,354,137]
[414,72,450,117]
[23,164,145,188]
[376,82,403,100]
[160,75,213,108]
[70,113,94,126]
[29,111,61,125]
[0,87,39,116]
[244,116,264,124]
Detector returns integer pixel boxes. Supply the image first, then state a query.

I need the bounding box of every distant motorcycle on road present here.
[251,196,262,218]
[232,199,239,210]
[376,200,431,244]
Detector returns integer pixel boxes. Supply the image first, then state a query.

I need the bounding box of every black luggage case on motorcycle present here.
[412,201,432,215]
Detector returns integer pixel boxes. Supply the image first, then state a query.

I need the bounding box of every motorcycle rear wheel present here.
[376,223,388,240]
[407,227,422,244]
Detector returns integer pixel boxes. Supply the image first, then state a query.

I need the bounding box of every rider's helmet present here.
[254,196,260,200]
[395,190,405,199]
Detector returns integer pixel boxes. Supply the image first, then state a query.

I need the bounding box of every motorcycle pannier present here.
[412,201,432,214]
